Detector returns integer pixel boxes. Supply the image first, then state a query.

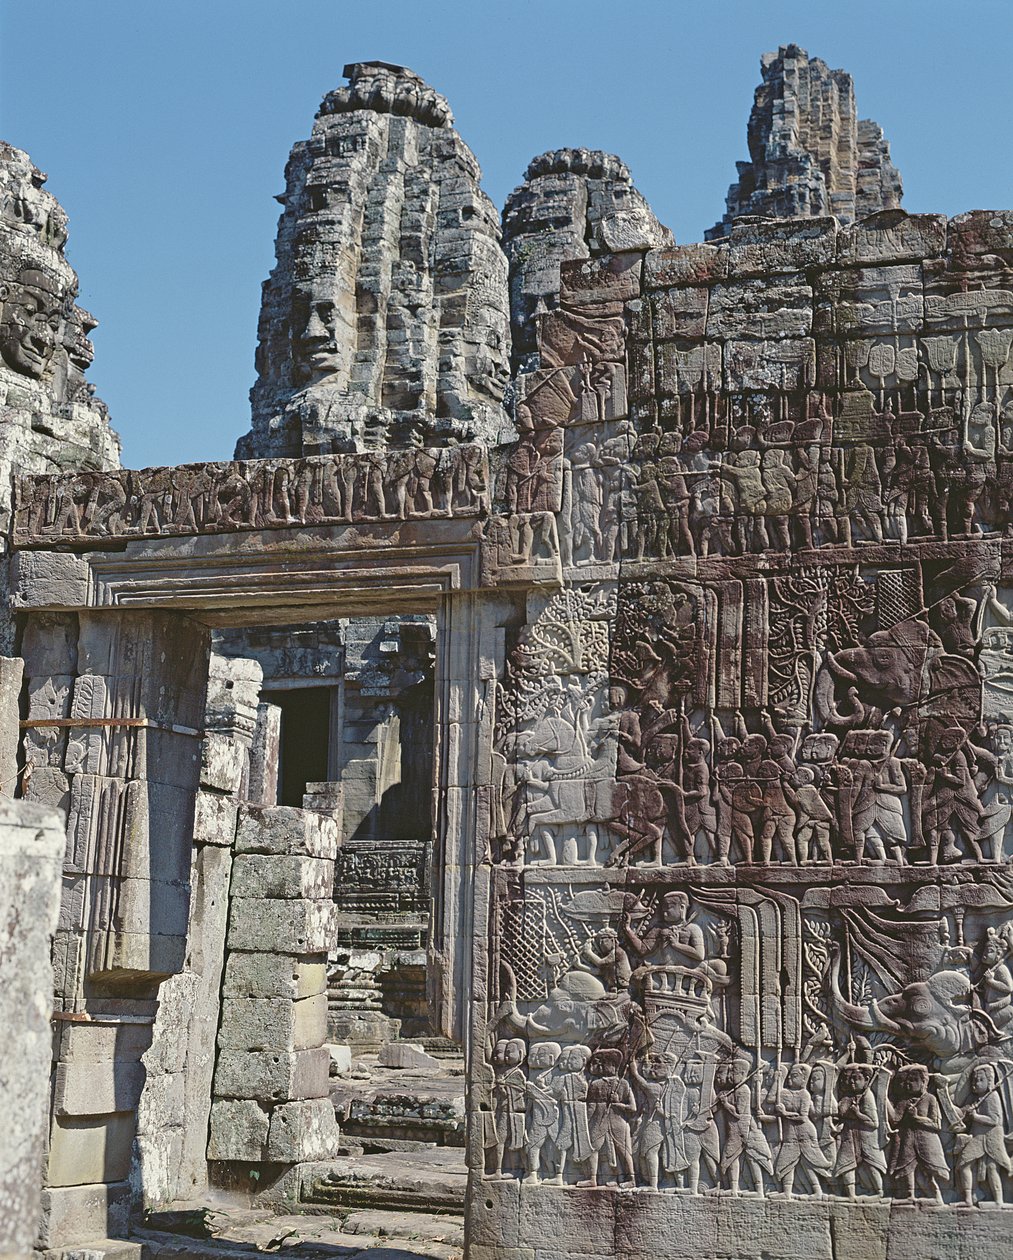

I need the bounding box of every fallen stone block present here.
[327,1043,352,1075]
[378,1041,442,1071]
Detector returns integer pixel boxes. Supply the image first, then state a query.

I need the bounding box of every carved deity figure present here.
[0,265,65,378]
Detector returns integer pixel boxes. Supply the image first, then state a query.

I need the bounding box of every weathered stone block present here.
[206,1098,269,1161]
[222,951,327,1000]
[218,993,328,1052]
[0,799,64,1255]
[37,1181,131,1249]
[230,853,334,900]
[192,789,238,847]
[47,1112,135,1187]
[0,655,23,797]
[200,732,246,793]
[234,804,339,859]
[226,898,338,954]
[378,1041,441,1071]
[53,1057,146,1117]
[213,1046,330,1102]
[265,1097,340,1162]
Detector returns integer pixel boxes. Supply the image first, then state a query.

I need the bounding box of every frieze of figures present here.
[484,873,1013,1203]
[491,574,1013,871]
[12,444,489,545]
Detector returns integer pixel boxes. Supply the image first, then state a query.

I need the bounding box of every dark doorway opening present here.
[265,686,332,807]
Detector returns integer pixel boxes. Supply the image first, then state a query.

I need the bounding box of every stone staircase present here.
[129,1148,466,1259]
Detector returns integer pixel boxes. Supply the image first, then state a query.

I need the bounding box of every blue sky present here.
[2,0,1011,469]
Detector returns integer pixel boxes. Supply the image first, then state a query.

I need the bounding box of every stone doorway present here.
[209,610,465,1176]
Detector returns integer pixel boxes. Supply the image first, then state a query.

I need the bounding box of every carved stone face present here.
[661,892,688,925]
[0,266,65,377]
[528,1041,561,1071]
[292,289,343,385]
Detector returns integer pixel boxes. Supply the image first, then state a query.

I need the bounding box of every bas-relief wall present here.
[470,213,1013,1256]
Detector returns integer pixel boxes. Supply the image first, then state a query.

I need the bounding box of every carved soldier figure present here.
[716,1055,773,1196]
[972,927,1013,1035]
[682,1058,720,1194]
[491,1037,528,1178]
[785,766,833,863]
[767,1062,833,1197]
[552,1044,594,1185]
[923,726,984,863]
[831,1062,886,1198]
[524,1041,562,1182]
[631,1052,686,1190]
[952,1062,1011,1207]
[586,1048,636,1188]
[887,1064,948,1203]
[657,432,695,557]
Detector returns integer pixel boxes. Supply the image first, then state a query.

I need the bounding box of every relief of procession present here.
[483,872,1013,1206]
[483,559,1013,1203]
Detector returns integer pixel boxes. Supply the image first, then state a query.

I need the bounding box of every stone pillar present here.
[0,799,63,1259]
[136,654,263,1207]
[20,609,209,1249]
[209,805,341,1167]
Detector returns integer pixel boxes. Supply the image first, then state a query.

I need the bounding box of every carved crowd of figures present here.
[621,391,1013,561]
[486,884,1013,1205]
[492,573,1013,870]
[13,444,489,542]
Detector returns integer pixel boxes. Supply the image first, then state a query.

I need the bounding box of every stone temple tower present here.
[707,43,903,238]
[501,148,672,372]
[237,62,512,457]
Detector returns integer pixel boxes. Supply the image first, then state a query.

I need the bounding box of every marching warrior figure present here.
[586,1048,637,1188]
[953,1062,1012,1207]
[676,1059,719,1194]
[631,1052,687,1190]
[832,1062,887,1198]
[716,1055,773,1196]
[887,1065,948,1203]
[552,1044,594,1185]
[491,1038,528,1178]
[768,1062,833,1197]
[525,1041,562,1182]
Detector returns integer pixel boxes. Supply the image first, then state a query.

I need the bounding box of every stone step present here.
[341,1207,464,1246]
[139,1216,461,1259]
[303,1150,467,1215]
[43,1242,143,1260]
